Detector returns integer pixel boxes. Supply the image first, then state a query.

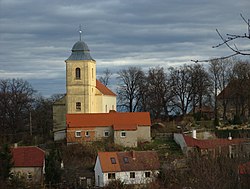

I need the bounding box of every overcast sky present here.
[0,0,249,96]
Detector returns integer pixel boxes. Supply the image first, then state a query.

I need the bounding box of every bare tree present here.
[168,65,193,115]
[146,66,172,119]
[117,67,145,112]
[189,63,212,119]
[0,79,35,137]
[99,68,112,86]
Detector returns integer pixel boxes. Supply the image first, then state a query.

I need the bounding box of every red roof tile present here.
[98,151,160,173]
[11,146,45,167]
[66,111,151,131]
[239,161,250,175]
[96,80,116,96]
[183,134,248,149]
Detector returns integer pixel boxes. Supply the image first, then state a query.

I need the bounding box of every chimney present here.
[132,151,136,160]
[14,143,18,148]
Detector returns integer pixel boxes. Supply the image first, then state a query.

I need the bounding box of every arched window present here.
[75,68,81,79]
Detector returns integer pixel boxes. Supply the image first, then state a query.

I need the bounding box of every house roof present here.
[239,161,250,175]
[96,80,116,96]
[66,111,151,131]
[11,146,45,167]
[183,134,248,149]
[217,79,250,99]
[97,151,160,173]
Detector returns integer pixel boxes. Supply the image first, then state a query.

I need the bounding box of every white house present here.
[94,151,160,187]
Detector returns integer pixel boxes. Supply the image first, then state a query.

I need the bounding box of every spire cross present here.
[79,25,83,41]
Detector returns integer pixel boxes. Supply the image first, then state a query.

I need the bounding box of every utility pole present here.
[29,111,32,136]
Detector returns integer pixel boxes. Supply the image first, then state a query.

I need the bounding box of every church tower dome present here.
[66,41,94,61]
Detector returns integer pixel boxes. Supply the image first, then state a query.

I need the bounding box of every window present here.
[27,172,32,180]
[76,102,81,111]
[105,105,108,113]
[123,157,129,164]
[85,131,90,137]
[120,131,126,138]
[92,68,94,80]
[76,68,81,79]
[110,157,116,164]
[108,173,115,179]
[104,131,110,137]
[130,172,135,179]
[145,172,151,178]
[75,131,81,137]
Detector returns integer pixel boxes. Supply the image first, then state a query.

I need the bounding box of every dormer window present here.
[76,68,81,79]
[123,157,129,164]
[110,157,116,164]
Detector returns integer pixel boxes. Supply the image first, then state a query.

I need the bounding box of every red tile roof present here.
[67,111,151,131]
[183,134,248,149]
[11,146,45,167]
[96,79,116,96]
[98,151,160,173]
[239,161,250,175]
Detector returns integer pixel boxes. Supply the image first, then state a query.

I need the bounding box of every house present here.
[66,111,151,147]
[238,161,250,188]
[11,146,45,185]
[174,133,250,157]
[53,34,117,141]
[94,151,160,187]
[217,79,250,122]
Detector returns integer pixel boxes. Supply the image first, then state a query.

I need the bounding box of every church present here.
[53,32,151,147]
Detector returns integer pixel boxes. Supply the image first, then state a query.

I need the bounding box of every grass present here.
[137,138,183,161]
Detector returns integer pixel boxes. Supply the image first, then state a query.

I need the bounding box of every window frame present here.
[120,131,126,138]
[27,172,32,180]
[145,171,151,178]
[123,157,129,164]
[75,131,82,138]
[108,173,116,180]
[76,102,81,111]
[110,157,116,164]
[104,131,110,137]
[85,131,90,137]
[75,67,81,79]
[130,172,135,179]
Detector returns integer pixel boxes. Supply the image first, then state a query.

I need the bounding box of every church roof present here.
[96,80,116,96]
[66,41,94,61]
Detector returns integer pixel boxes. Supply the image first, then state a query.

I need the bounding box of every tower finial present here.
[79,24,82,41]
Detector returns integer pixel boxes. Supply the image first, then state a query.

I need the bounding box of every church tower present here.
[53,30,117,141]
[65,32,96,113]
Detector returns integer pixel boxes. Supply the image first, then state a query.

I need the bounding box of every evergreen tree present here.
[0,144,13,181]
[45,149,62,185]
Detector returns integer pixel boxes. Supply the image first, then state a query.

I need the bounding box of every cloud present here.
[0,0,250,96]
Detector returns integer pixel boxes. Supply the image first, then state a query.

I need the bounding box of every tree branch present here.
[192,14,250,63]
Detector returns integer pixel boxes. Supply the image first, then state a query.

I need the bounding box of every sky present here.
[0,0,250,97]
